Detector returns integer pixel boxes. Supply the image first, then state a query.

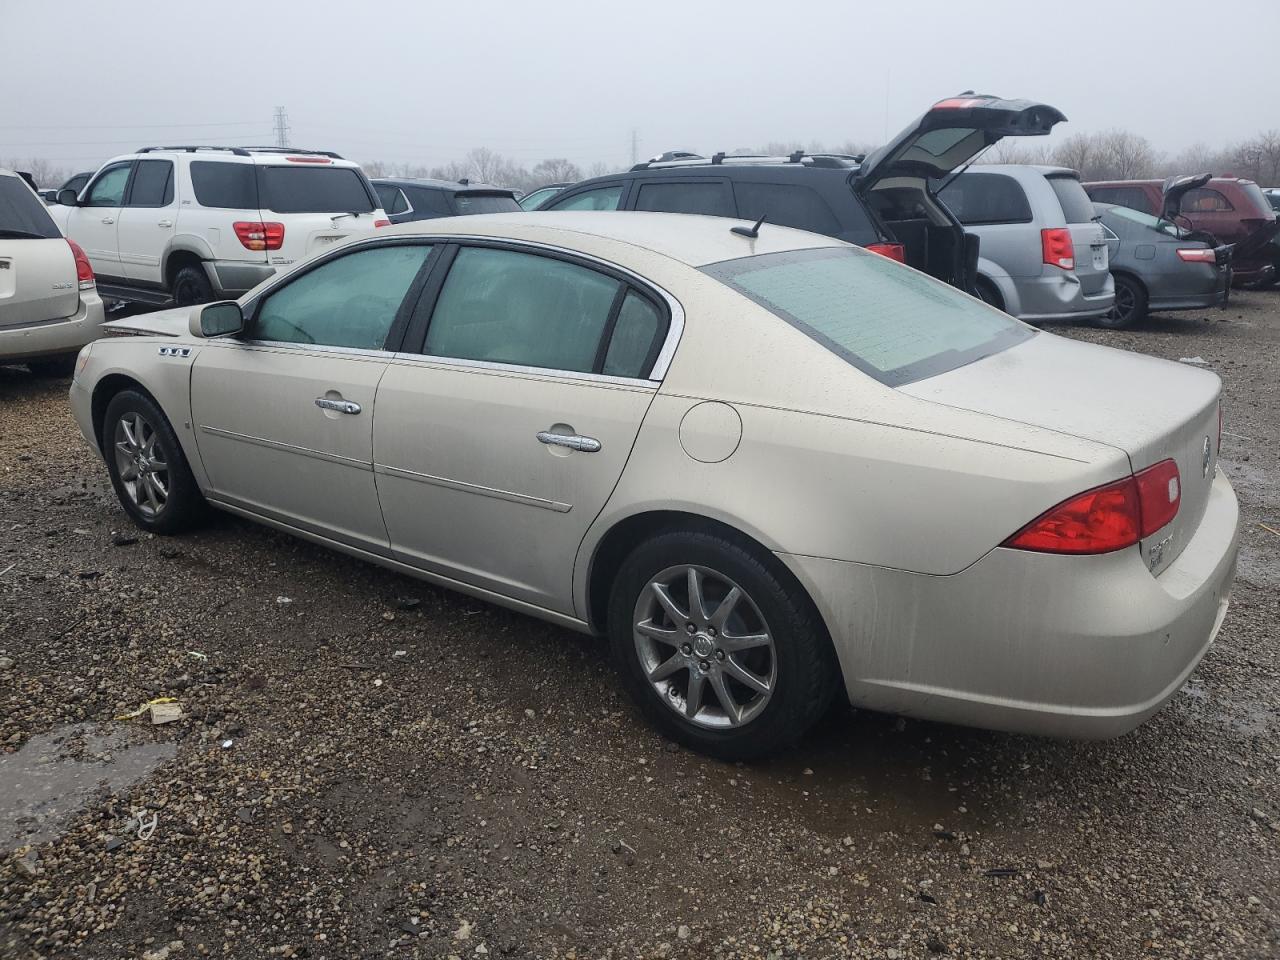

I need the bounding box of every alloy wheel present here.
[632,564,777,729]
[1109,284,1136,324]
[113,411,170,517]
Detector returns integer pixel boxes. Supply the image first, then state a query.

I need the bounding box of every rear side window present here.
[0,176,60,238]
[259,167,375,214]
[453,192,521,215]
[1087,186,1154,214]
[733,181,841,235]
[1046,176,1096,224]
[634,181,734,217]
[549,185,623,211]
[1179,188,1233,213]
[937,173,1032,225]
[127,159,174,207]
[703,246,1032,387]
[406,187,453,217]
[602,291,666,378]
[424,247,621,373]
[190,161,256,209]
[375,183,409,215]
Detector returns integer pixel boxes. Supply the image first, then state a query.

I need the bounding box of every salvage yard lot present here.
[2,294,1278,959]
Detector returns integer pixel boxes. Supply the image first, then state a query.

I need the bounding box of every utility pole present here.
[630,129,639,166]
[273,107,291,148]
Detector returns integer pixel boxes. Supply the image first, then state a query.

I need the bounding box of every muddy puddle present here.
[0,723,175,854]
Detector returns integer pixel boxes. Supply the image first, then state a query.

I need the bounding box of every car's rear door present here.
[373,242,671,616]
[117,157,177,285]
[253,158,386,271]
[0,174,80,327]
[189,240,435,551]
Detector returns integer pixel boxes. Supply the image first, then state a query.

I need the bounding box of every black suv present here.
[373,178,521,225]
[538,94,1066,291]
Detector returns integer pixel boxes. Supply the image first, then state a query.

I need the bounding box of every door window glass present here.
[602,291,665,378]
[253,244,432,350]
[84,163,132,207]
[190,161,256,209]
[634,181,734,217]
[936,173,1033,225]
[406,187,453,217]
[733,181,841,235]
[127,160,174,207]
[424,247,620,372]
[1180,188,1233,213]
[548,185,623,211]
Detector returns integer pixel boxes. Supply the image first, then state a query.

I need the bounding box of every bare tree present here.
[531,158,581,184]
[1051,133,1102,178]
[584,161,616,179]
[4,157,70,189]
[1096,129,1157,180]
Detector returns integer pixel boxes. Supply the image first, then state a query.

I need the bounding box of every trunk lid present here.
[855,94,1066,190]
[900,333,1221,575]
[0,238,80,328]
[1046,173,1110,294]
[252,158,387,268]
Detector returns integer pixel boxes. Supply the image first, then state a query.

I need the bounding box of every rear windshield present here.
[453,192,521,215]
[0,176,61,239]
[1047,175,1096,224]
[1239,181,1276,218]
[1104,204,1183,237]
[704,246,1032,386]
[259,166,375,214]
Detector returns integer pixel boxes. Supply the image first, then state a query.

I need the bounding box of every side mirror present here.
[55,188,79,206]
[190,301,244,339]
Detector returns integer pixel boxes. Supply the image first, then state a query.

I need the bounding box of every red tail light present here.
[373,218,391,228]
[1004,460,1182,555]
[233,221,285,251]
[1176,248,1216,263]
[67,238,94,288]
[866,242,906,263]
[1041,228,1074,270]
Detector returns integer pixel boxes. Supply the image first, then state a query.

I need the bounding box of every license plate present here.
[1091,245,1108,270]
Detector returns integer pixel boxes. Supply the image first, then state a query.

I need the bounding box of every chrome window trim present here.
[388,352,659,390]
[231,339,398,360]
[238,232,686,381]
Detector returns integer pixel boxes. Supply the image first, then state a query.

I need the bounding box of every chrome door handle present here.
[157,219,173,227]
[100,217,114,225]
[315,397,361,415]
[537,431,601,453]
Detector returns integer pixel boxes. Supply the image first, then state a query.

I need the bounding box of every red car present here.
[1084,175,1278,286]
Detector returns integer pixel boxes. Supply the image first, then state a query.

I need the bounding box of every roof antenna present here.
[731,214,766,239]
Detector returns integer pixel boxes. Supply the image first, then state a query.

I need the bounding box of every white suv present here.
[48,146,388,307]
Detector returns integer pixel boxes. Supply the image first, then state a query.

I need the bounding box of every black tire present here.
[172,264,215,307]
[974,277,1005,312]
[27,355,77,378]
[1097,274,1147,329]
[607,529,839,761]
[102,389,207,534]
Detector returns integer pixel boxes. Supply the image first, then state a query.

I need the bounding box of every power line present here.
[0,120,263,131]
[631,129,639,166]
[273,107,290,148]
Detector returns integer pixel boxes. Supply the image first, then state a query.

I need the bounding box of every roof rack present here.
[630,150,863,172]
[135,145,345,159]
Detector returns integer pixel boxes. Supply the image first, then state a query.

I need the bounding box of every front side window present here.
[84,163,132,207]
[549,185,623,211]
[424,247,621,373]
[634,181,734,217]
[127,159,174,207]
[1180,187,1233,213]
[519,186,560,210]
[704,246,1032,387]
[253,244,432,349]
[937,173,1033,225]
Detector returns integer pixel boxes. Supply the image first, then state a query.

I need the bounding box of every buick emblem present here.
[1202,436,1211,478]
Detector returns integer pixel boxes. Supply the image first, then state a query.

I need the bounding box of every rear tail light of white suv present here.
[234,221,285,251]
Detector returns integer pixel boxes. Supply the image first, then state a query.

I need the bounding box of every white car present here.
[68,213,1239,758]
[0,167,105,375]
[47,146,388,308]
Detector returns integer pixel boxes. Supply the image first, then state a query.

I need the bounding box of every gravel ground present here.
[2,291,1278,960]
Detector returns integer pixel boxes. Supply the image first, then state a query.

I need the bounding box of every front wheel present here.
[607,529,838,760]
[1097,274,1147,329]
[102,389,207,534]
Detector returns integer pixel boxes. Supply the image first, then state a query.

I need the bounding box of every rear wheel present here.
[172,264,215,307]
[607,529,838,760]
[1097,274,1147,329]
[102,389,207,534]
[27,355,77,378]
[974,277,1005,312]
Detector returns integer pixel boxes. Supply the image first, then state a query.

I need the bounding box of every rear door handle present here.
[315,397,361,415]
[157,219,173,228]
[100,217,114,225]
[537,431,601,453]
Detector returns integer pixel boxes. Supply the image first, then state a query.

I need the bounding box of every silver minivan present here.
[937,165,1114,322]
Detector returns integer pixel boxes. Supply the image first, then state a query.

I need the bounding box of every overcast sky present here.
[3,0,1277,174]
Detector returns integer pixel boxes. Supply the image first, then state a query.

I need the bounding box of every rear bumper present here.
[780,467,1240,739]
[0,288,106,361]
[203,260,276,299]
[1148,266,1231,312]
[1014,271,1115,322]
[1232,262,1275,286]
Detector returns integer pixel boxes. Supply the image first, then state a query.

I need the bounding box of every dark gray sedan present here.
[1095,202,1232,329]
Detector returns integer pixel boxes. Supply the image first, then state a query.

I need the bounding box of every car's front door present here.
[189,240,436,551]
[373,243,671,615]
[68,160,132,280]
[117,158,177,285]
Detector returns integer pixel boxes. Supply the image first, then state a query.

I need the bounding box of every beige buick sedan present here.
[69,212,1239,758]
